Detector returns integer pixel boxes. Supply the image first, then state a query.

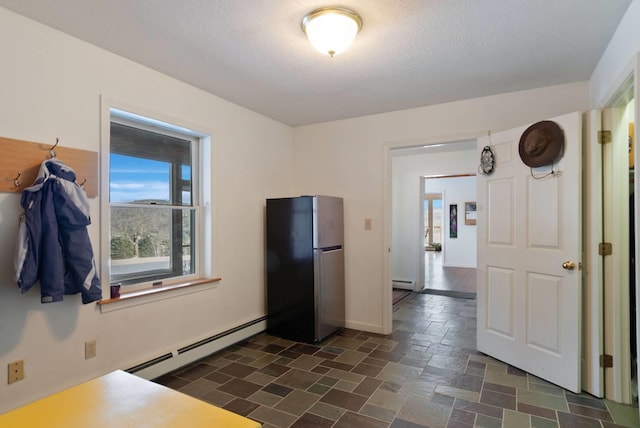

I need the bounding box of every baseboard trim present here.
[345,320,386,335]
[420,288,476,299]
[127,317,267,380]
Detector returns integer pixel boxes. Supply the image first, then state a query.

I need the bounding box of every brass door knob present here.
[562,261,576,270]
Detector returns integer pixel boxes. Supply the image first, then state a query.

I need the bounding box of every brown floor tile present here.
[449,373,484,392]
[447,409,476,427]
[261,343,287,354]
[432,392,455,407]
[565,393,609,410]
[223,398,260,416]
[353,376,383,397]
[517,402,557,420]
[174,362,216,380]
[483,382,516,396]
[204,370,233,384]
[352,362,384,377]
[262,382,294,397]
[557,411,602,428]
[288,343,322,355]
[390,419,429,427]
[217,361,258,378]
[153,374,190,389]
[311,365,331,375]
[217,378,262,398]
[274,389,320,416]
[454,397,503,419]
[279,349,303,359]
[290,412,334,428]
[314,350,339,360]
[320,388,368,412]
[568,403,613,421]
[319,359,354,371]
[177,378,218,399]
[601,422,635,428]
[334,411,389,428]
[250,406,298,427]
[480,389,517,410]
[362,356,389,368]
[506,365,527,377]
[276,368,322,390]
[258,362,291,377]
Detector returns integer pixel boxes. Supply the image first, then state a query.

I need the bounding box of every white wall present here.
[391,150,477,286]
[0,8,293,412]
[293,83,590,334]
[590,0,640,107]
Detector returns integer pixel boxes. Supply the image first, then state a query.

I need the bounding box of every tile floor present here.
[155,293,639,427]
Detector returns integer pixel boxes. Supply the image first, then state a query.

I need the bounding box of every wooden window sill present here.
[97,278,221,313]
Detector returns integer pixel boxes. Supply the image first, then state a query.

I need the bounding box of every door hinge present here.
[600,354,613,368]
[599,242,612,256]
[598,130,612,144]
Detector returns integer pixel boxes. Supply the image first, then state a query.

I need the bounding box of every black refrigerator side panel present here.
[266,197,315,342]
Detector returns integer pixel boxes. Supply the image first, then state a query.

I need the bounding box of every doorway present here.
[423,191,443,251]
[602,76,637,404]
[420,175,477,297]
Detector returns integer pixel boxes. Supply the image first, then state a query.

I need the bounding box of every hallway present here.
[423,251,476,297]
[155,294,638,427]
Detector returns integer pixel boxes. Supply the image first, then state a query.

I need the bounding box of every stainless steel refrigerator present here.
[266,195,345,343]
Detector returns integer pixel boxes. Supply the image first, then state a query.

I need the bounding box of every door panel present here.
[528,178,559,248]
[526,273,561,353]
[477,111,582,393]
[487,179,514,245]
[486,267,515,337]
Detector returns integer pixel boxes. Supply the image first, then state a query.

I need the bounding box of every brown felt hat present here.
[518,120,564,168]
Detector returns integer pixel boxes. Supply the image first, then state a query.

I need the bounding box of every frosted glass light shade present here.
[302,7,362,57]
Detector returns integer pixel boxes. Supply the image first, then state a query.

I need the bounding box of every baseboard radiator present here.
[392,279,415,290]
[126,316,267,380]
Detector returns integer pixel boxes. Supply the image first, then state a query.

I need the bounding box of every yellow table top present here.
[0,370,261,428]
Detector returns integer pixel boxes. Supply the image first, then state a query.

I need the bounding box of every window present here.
[107,113,203,291]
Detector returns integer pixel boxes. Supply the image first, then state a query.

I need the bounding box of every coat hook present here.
[13,171,22,188]
[49,138,59,158]
[78,177,87,187]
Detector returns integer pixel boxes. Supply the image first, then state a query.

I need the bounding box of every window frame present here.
[109,118,199,289]
[99,99,214,300]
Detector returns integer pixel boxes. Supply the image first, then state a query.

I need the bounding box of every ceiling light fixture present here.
[301,7,362,57]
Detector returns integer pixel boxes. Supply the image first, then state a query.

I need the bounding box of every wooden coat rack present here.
[0,136,99,198]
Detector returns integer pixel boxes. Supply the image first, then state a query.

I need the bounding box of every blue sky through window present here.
[110,154,170,203]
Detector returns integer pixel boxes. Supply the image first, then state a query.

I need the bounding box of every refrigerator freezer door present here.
[314,248,345,341]
[313,196,344,249]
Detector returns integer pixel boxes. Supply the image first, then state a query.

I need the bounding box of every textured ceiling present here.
[0,0,632,126]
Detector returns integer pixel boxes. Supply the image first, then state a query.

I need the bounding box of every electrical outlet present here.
[8,360,24,384]
[85,340,97,359]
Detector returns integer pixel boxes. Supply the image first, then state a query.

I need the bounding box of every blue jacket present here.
[14,159,101,304]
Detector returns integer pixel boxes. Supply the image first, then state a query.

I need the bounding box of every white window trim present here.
[99,96,215,307]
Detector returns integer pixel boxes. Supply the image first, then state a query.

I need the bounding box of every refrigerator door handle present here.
[318,246,342,252]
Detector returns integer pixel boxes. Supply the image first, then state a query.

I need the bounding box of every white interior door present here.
[477,111,582,393]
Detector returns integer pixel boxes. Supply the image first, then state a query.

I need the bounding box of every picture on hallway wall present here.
[465,201,477,225]
[449,204,457,238]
